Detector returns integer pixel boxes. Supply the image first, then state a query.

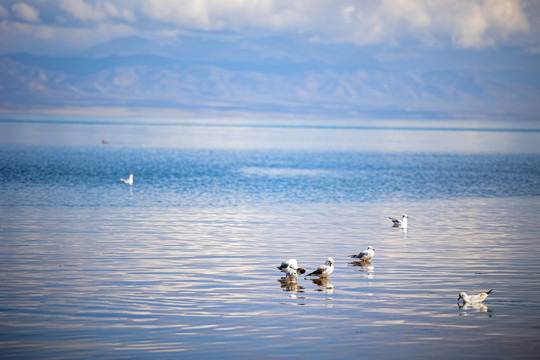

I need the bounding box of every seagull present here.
[277,259,306,276]
[121,174,134,185]
[285,267,298,280]
[306,258,334,278]
[457,289,493,304]
[389,214,408,228]
[349,246,375,261]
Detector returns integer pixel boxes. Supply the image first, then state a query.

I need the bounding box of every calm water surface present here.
[1,118,540,359]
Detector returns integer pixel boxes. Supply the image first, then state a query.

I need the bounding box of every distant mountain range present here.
[1,39,539,120]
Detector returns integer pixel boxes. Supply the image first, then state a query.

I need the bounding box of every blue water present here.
[1,119,540,359]
[1,146,539,208]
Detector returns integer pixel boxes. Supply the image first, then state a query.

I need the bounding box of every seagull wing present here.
[476,290,493,302]
[307,264,326,276]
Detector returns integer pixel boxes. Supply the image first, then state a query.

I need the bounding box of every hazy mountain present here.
[1,37,539,119]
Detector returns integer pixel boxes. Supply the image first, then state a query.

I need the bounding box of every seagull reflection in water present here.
[458,302,493,316]
[278,278,305,294]
[349,260,375,279]
[390,226,407,238]
[311,277,334,295]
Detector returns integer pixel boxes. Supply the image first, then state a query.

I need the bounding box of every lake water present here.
[1,118,540,359]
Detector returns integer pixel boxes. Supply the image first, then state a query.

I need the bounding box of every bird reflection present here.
[278,278,305,294]
[458,302,493,316]
[349,260,374,279]
[390,226,407,238]
[311,277,334,295]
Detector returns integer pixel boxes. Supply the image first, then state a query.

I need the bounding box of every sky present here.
[0,0,539,121]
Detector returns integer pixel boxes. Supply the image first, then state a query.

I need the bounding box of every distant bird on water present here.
[306,258,334,278]
[457,289,493,304]
[389,214,409,228]
[121,174,134,185]
[277,259,306,278]
[349,246,375,261]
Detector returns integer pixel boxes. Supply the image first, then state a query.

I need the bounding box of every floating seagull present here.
[285,267,298,280]
[277,259,306,276]
[389,214,408,228]
[457,289,493,304]
[306,258,334,278]
[349,246,375,261]
[121,174,134,185]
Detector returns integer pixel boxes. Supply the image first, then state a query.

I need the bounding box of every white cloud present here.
[139,0,212,30]
[185,0,530,49]
[0,21,137,54]
[377,0,530,49]
[381,0,431,29]
[12,2,40,22]
[452,3,494,48]
[59,0,136,22]
[0,0,536,54]
[485,0,529,32]
[341,4,355,24]
[430,0,531,49]
[59,0,106,21]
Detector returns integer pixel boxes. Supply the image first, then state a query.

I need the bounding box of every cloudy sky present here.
[1,0,539,120]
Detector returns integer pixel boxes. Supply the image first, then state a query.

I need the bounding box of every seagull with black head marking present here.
[306,258,334,278]
[458,289,493,304]
[389,214,408,228]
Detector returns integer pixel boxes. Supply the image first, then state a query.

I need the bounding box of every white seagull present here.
[285,267,299,280]
[277,259,306,276]
[121,174,134,185]
[457,289,493,304]
[389,214,408,228]
[349,246,375,261]
[306,258,334,278]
